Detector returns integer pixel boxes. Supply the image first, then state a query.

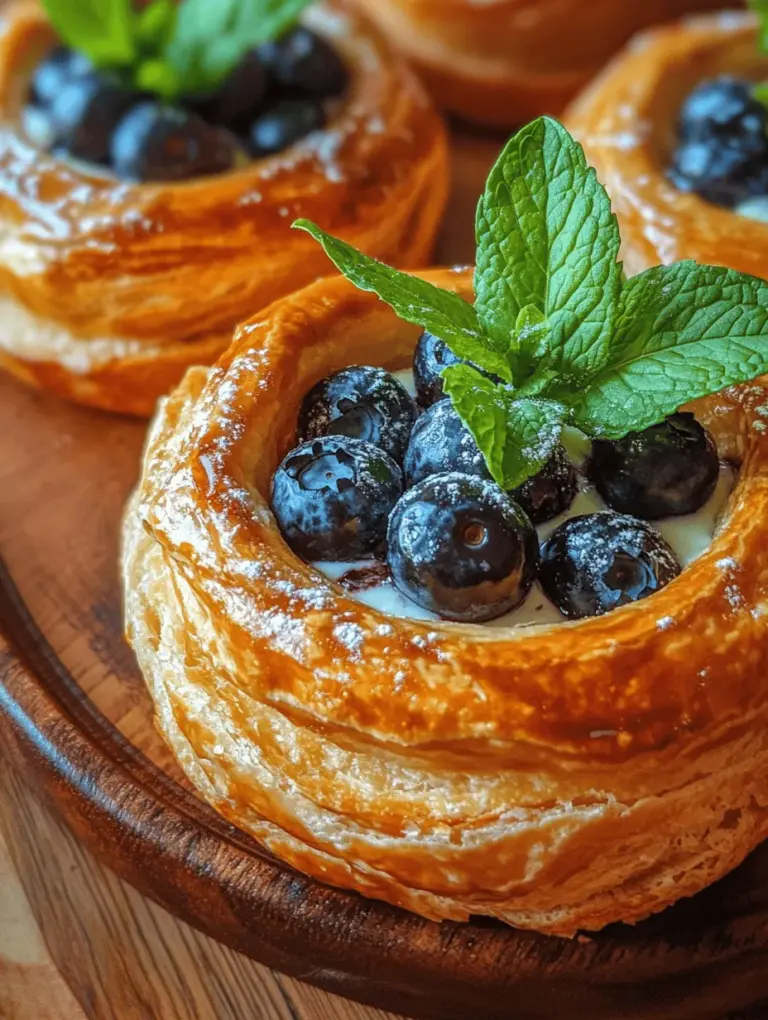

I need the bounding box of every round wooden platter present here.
[1,132,768,1020]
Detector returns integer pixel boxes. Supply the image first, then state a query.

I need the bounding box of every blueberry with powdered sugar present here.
[539,512,681,620]
[412,331,464,407]
[404,399,490,487]
[298,365,416,465]
[512,443,577,525]
[271,435,402,561]
[412,331,499,408]
[405,400,577,524]
[387,472,539,622]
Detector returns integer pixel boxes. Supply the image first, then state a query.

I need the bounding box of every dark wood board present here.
[1,133,768,1020]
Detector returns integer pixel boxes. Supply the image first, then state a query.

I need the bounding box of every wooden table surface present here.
[0,764,401,1020]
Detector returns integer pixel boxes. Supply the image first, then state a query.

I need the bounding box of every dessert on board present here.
[567,3,768,276]
[0,0,447,414]
[123,118,768,935]
[356,0,732,128]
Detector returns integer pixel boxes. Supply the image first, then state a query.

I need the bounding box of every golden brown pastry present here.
[566,11,763,277]
[355,0,733,129]
[123,268,768,936]
[0,0,448,415]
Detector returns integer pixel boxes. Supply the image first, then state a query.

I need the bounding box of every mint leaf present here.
[166,0,313,97]
[574,262,768,438]
[293,220,514,382]
[751,0,768,50]
[512,304,547,377]
[41,0,136,66]
[136,59,183,101]
[754,82,768,108]
[475,117,622,384]
[442,364,565,489]
[134,0,177,53]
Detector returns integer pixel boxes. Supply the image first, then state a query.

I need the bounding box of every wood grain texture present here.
[1,132,768,1020]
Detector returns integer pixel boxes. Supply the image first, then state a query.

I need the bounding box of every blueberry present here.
[404,400,577,524]
[111,102,239,181]
[540,512,681,620]
[298,366,416,466]
[404,399,490,487]
[30,46,91,107]
[248,98,326,157]
[387,472,539,622]
[512,444,577,525]
[260,27,349,98]
[679,77,766,142]
[271,435,403,561]
[50,72,137,164]
[412,331,464,406]
[671,76,768,206]
[412,331,501,408]
[188,50,269,129]
[589,413,719,520]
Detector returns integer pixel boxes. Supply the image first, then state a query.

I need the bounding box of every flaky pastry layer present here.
[123,270,768,935]
[0,0,448,415]
[567,11,763,276]
[355,0,729,128]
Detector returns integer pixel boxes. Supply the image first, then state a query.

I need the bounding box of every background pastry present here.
[0,0,448,415]
[567,8,766,276]
[355,0,736,129]
[124,120,768,936]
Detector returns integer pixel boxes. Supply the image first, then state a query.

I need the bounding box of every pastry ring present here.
[356,0,730,129]
[123,269,768,936]
[566,11,761,276]
[0,0,448,415]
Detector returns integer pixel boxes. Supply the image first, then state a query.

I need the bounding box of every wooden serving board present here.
[1,133,768,1020]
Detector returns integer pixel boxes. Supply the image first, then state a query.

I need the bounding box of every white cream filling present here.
[314,369,736,627]
[735,196,768,224]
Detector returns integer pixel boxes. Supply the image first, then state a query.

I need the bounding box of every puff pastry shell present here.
[0,0,448,415]
[123,269,768,936]
[567,11,763,277]
[355,0,732,129]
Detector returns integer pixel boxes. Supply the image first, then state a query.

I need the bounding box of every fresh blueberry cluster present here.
[24,27,348,182]
[670,76,768,208]
[271,335,723,623]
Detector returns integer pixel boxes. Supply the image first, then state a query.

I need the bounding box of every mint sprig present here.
[40,0,312,101]
[749,0,768,106]
[293,116,768,490]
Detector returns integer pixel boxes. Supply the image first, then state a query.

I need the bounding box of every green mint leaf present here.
[41,0,136,66]
[292,219,514,383]
[134,0,177,53]
[512,303,547,375]
[442,364,565,489]
[573,262,768,439]
[475,116,622,385]
[135,59,183,101]
[750,0,768,52]
[754,82,768,109]
[165,0,313,98]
